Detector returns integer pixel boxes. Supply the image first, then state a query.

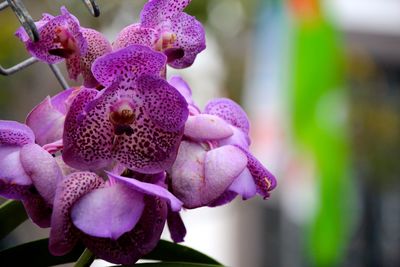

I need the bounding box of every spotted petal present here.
[167,12,206,68]
[0,120,34,146]
[113,24,158,50]
[91,45,166,87]
[139,75,188,132]
[234,145,277,198]
[62,88,113,170]
[140,0,191,28]
[205,98,250,134]
[49,172,104,256]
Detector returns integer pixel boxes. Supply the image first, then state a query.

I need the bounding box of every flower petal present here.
[184,114,233,141]
[80,196,167,265]
[0,120,34,146]
[168,75,194,105]
[113,24,158,50]
[167,210,186,243]
[107,172,183,212]
[218,125,251,148]
[167,12,206,68]
[0,145,31,185]
[22,192,52,228]
[168,141,206,208]
[205,98,250,134]
[170,142,247,208]
[91,45,166,87]
[228,167,257,200]
[62,88,113,170]
[49,172,104,256]
[26,89,74,146]
[203,145,248,203]
[140,0,191,28]
[234,145,277,198]
[20,143,63,204]
[79,28,112,88]
[71,183,145,240]
[139,75,188,132]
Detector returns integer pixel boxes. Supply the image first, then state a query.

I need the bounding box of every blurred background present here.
[1,0,400,266]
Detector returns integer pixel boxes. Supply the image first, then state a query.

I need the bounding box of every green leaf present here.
[143,240,222,265]
[0,238,85,266]
[126,263,222,267]
[0,200,28,239]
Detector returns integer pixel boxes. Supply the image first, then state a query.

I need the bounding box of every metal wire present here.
[0,0,101,89]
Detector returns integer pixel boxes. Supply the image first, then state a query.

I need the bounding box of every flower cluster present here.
[1,0,276,265]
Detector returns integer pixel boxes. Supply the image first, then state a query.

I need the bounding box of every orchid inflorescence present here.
[0,0,276,265]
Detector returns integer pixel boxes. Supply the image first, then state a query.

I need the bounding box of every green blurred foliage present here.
[290,11,353,267]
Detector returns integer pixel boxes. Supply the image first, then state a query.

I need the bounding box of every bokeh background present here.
[1,0,400,266]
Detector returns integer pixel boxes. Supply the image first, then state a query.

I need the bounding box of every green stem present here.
[74,248,95,267]
[0,200,28,239]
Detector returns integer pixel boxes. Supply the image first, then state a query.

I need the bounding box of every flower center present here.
[154,32,184,62]
[48,27,79,58]
[109,107,135,136]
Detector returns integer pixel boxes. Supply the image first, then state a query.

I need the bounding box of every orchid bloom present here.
[16,7,112,88]
[62,45,188,173]
[0,120,63,227]
[113,0,205,68]
[49,171,183,264]
[168,92,276,208]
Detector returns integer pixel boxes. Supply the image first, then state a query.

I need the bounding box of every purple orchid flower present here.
[0,120,63,227]
[62,45,189,173]
[113,0,206,68]
[16,7,87,64]
[168,97,277,208]
[16,7,112,88]
[49,171,182,264]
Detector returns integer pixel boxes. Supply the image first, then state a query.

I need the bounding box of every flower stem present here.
[74,248,95,267]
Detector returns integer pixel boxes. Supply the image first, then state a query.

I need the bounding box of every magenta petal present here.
[168,141,206,208]
[140,0,191,28]
[22,193,52,228]
[49,172,104,256]
[26,89,74,146]
[79,28,112,88]
[168,75,194,105]
[15,13,54,42]
[218,125,251,149]
[234,145,277,198]
[20,144,63,204]
[167,210,186,243]
[205,98,250,134]
[107,172,183,212]
[91,45,166,87]
[62,88,113,170]
[203,145,248,203]
[208,191,238,207]
[113,24,158,50]
[184,114,233,141]
[71,183,145,239]
[80,196,167,265]
[0,120,34,146]
[167,13,206,68]
[0,146,31,185]
[139,75,188,132]
[228,167,257,200]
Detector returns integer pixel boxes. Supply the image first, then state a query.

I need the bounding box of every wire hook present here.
[81,0,100,17]
[6,0,40,42]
